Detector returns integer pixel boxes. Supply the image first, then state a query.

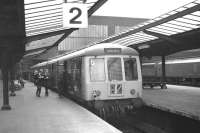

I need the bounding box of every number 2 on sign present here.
[63,3,88,28]
[69,7,82,24]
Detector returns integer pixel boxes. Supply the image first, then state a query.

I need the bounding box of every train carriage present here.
[32,43,143,117]
[142,58,200,87]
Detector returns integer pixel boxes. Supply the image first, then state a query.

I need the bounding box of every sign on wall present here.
[63,3,88,28]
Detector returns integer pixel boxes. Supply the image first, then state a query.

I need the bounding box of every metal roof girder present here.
[25,46,51,55]
[33,29,75,58]
[112,34,156,45]
[26,0,108,42]
[143,29,186,46]
[100,3,200,43]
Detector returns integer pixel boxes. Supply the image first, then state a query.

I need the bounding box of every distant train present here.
[142,58,200,87]
[32,43,143,118]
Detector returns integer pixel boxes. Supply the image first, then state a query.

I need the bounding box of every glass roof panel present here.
[176,7,187,12]
[176,17,200,25]
[156,25,184,33]
[170,20,197,29]
[192,11,200,16]
[115,36,150,44]
[26,12,62,22]
[26,22,62,31]
[26,16,62,25]
[25,0,62,10]
[136,35,157,40]
[113,39,136,45]
[112,32,158,46]
[26,18,62,28]
[162,22,191,31]
[25,3,62,14]
[26,8,62,18]
[167,11,178,15]
[149,27,179,34]
[25,0,56,4]
[147,29,173,36]
[159,14,171,19]
[130,32,156,39]
[183,14,200,22]
[99,1,200,47]
[25,0,100,36]
[184,2,197,8]
[27,27,66,36]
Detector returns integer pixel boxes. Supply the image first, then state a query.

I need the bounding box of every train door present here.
[67,58,82,97]
[106,56,124,97]
[89,57,107,99]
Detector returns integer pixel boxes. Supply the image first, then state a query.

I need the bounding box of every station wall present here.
[58,16,148,52]
[34,16,148,61]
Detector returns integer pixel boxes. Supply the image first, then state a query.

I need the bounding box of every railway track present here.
[62,92,165,133]
[116,106,200,133]
[60,91,200,133]
[108,114,166,133]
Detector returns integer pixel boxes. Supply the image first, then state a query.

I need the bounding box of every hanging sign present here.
[63,3,88,28]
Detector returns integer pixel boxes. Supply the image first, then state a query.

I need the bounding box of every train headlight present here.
[92,90,101,98]
[130,89,136,95]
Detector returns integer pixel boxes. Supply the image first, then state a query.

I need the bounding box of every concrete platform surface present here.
[0,80,122,133]
[143,85,200,120]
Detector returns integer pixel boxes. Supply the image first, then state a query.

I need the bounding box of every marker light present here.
[130,89,136,95]
[92,90,101,97]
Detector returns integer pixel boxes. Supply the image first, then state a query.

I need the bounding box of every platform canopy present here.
[24,0,107,58]
[99,0,200,57]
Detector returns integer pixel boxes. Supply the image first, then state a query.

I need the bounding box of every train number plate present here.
[110,83,123,96]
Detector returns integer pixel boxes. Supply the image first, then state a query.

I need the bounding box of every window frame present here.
[123,57,138,81]
[89,58,106,82]
[107,57,123,82]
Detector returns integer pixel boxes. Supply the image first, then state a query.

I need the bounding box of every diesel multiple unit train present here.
[32,43,143,117]
[142,58,200,87]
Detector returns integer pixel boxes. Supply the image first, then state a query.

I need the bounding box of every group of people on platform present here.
[33,69,49,97]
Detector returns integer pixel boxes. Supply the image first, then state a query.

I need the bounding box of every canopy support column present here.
[1,52,11,110]
[161,55,167,89]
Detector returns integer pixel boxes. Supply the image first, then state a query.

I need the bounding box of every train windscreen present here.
[124,58,138,81]
[107,57,123,81]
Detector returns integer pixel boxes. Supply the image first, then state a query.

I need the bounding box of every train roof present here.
[31,43,138,68]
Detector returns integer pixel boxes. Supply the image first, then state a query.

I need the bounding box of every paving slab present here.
[143,85,200,120]
[0,80,121,133]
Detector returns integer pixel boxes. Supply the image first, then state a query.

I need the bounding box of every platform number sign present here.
[63,3,88,28]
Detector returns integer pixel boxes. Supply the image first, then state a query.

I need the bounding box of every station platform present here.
[143,85,200,121]
[0,80,121,133]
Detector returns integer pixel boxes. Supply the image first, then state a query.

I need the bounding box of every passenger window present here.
[107,58,122,81]
[90,58,105,81]
[124,58,138,81]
